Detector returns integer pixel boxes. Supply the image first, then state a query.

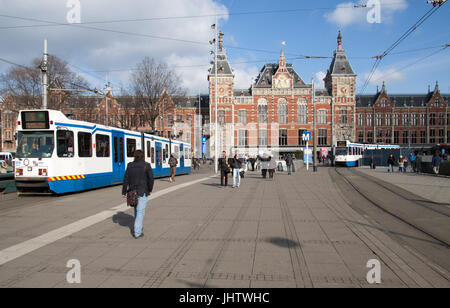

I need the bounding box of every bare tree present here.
[0,55,90,111]
[130,57,186,131]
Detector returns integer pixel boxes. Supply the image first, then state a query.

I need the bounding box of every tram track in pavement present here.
[141,176,247,288]
[333,167,450,249]
[274,179,313,288]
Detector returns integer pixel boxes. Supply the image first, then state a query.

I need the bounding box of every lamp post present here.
[210,18,218,173]
[312,78,318,172]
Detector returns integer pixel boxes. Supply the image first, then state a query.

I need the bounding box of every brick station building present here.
[208,31,357,157]
[208,31,449,158]
[356,82,450,146]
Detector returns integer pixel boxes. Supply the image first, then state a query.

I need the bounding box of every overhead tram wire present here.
[360,2,447,94]
[79,43,443,75]
[367,47,448,86]
[0,57,37,70]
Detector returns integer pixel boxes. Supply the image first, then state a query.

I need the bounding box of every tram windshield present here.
[17,131,54,158]
[335,147,348,156]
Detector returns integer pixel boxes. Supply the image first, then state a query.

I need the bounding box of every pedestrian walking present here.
[268,156,277,179]
[409,152,416,173]
[370,156,376,169]
[291,154,296,172]
[387,154,395,173]
[251,157,256,171]
[259,155,270,178]
[169,154,178,183]
[285,154,293,175]
[230,152,242,188]
[122,150,154,239]
[218,151,230,187]
[432,151,442,175]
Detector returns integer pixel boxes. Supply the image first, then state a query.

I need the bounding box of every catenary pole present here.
[312,78,317,172]
[214,14,218,174]
[41,39,48,110]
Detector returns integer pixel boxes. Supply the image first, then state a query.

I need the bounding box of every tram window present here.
[165,144,169,160]
[156,146,162,166]
[96,134,110,158]
[151,147,155,164]
[146,141,151,158]
[57,130,74,158]
[78,132,92,157]
[119,138,124,163]
[114,137,118,163]
[127,139,136,157]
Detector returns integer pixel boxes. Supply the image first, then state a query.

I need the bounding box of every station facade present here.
[208,31,449,158]
[208,31,357,157]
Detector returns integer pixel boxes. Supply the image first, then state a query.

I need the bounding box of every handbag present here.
[126,164,148,207]
[127,189,138,207]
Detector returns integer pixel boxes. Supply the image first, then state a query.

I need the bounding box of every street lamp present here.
[210,19,218,174]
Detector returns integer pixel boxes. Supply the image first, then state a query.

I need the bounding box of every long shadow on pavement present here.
[112,212,135,236]
[266,237,300,248]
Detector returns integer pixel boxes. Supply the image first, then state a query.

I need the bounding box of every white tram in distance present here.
[14,110,191,194]
[334,141,400,167]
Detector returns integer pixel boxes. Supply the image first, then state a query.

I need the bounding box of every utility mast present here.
[40,40,48,110]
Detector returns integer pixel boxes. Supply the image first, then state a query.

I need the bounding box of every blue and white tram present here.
[14,110,191,194]
[334,141,399,167]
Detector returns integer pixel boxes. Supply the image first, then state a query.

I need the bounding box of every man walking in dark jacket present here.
[432,152,442,175]
[122,150,154,239]
[169,154,178,183]
[285,155,293,175]
[218,151,230,187]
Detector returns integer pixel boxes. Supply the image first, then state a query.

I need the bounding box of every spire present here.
[279,49,286,67]
[434,81,440,93]
[218,31,224,52]
[337,30,343,51]
[381,81,386,93]
[325,30,355,77]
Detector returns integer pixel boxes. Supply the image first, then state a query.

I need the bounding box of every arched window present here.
[297,98,308,124]
[258,98,268,124]
[278,98,288,124]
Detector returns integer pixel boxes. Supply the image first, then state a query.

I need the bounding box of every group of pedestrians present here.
[386,153,416,173]
[218,151,245,188]
[386,151,443,175]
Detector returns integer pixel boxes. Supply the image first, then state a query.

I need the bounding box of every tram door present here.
[155,142,163,176]
[180,144,185,170]
[112,131,125,183]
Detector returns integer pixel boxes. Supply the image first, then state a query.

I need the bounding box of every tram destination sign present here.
[21,111,50,129]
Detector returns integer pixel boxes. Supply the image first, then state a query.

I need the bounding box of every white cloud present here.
[366,68,405,85]
[315,71,326,89]
[325,0,408,27]
[0,0,228,94]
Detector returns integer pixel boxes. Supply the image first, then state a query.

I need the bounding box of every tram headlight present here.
[38,169,48,176]
[16,169,23,176]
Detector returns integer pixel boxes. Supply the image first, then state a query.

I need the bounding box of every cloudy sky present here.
[0,0,449,95]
